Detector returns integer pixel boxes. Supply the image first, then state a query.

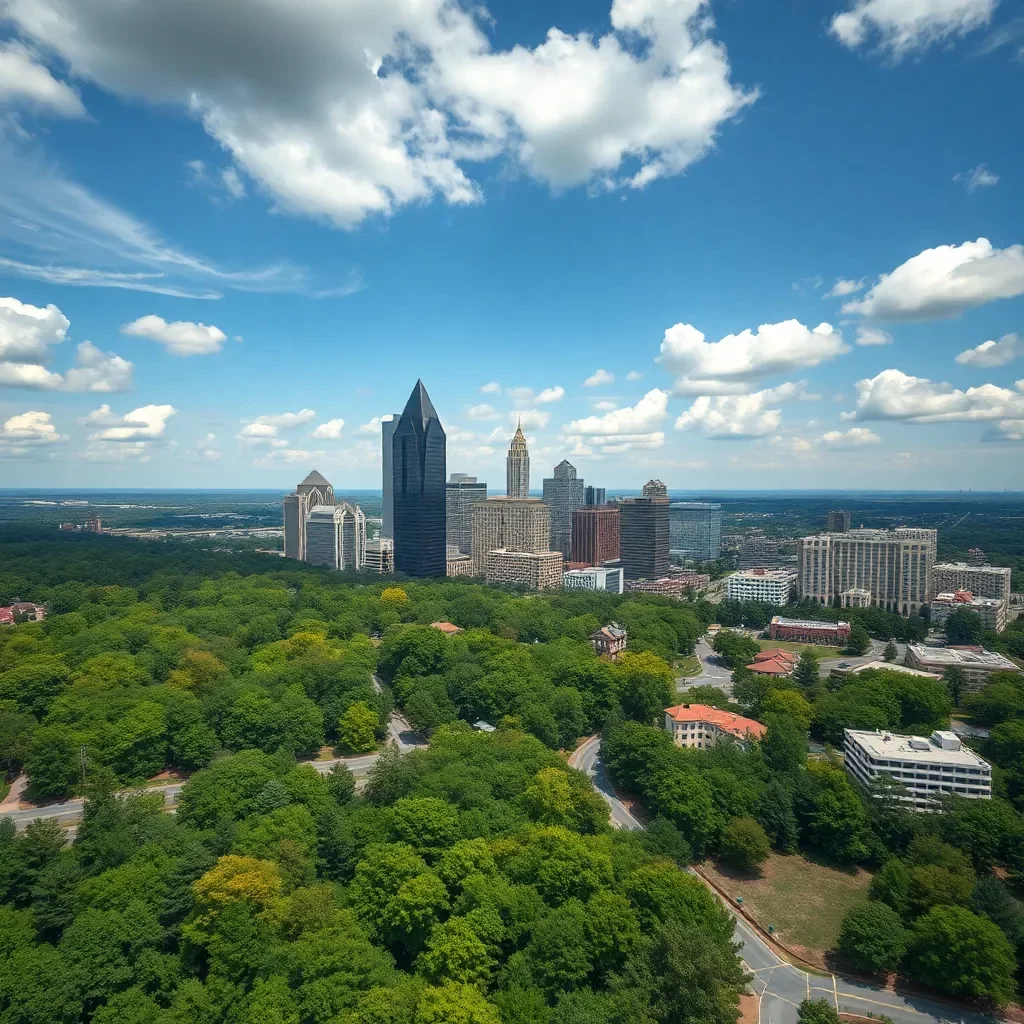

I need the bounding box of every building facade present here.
[471,496,551,571]
[506,421,530,498]
[485,549,563,589]
[446,553,474,577]
[619,481,670,580]
[590,623,627,657]
[542,460,586,559]
[726,568,797,606]
[905,644,1018,691]
[445,474,487,556]
[563,566,624,593]
[364,537,394,575]
[769,615,851,645]
[931,590,1007,633]
[625,574,709,598]
[584,486,607,506]
[392,380,447,578]
[570,506,620,566]
[283,469,335,561]
[827,510,852,532]
[304,502,366,571]
[798,527,937,616]
[669,502,722,561]
[381,414,399,540]
[933,563,1012,607]
[664,704,767,750]
[737,531,792,569]
[844,728,992,810]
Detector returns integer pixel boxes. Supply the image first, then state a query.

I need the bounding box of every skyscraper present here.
[506,421,530,497]
[471,496,551,571]
[381,414,399,540]
[283,470,335,561]
[571,506,620,565]
[446,473,487,556]
[392,380,446,578]
[584,486,606,506]
[619,480,670,579]
[543,460,585,559]
[826,510,851,533]
[669,502,722,561]
[304,502,367,571]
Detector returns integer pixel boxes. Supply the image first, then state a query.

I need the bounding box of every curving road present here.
[568,735,999,1024]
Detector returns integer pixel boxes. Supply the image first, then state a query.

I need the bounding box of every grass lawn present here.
[755,639,845,660]
[674,655,702,677]
[702,852,872,964]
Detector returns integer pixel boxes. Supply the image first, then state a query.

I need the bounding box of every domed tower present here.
[506,419,530,498]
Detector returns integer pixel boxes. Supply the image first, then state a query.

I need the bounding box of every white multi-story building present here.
[798,527,937,616]
[563,566,624,593]
[843,728,992,811]
[905,644,1018,691]
[665,704,767,750]
[304,503,366,571]
[931,591,1007,633]
[364,537,394,575]
[933,563,1011,606]
[726,568,797,606]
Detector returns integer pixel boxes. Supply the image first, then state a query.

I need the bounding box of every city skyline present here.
[0,1,1021,492]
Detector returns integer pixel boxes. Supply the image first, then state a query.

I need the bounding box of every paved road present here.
[568,735,999,1024]
[676,638,735,693]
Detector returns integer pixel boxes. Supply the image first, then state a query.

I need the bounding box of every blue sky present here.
[0,0,1022,491]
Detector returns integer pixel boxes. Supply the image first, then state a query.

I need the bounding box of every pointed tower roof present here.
[300,469,331,487]
[510,419,528,448]
[401,379,440,431]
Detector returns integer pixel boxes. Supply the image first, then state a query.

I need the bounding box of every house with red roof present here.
[664,703,767,750]
[746,648,798,676]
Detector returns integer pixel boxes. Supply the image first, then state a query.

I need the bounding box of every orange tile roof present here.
[664,703,767,741]
[430,621,463,635]
[753,648,797,664]
[747,658,793,675]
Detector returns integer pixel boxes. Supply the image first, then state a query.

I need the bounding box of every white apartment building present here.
[933,563,1011,607]
[843,728,992,811]
[931,591,1007,633]
[905,644,1018,691]
[563,566,624,594]
[726,568,797,606]
[798,527,937,616]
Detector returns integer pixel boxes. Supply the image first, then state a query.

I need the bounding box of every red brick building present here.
[571,506,620,566]
[590,622,627,659]
[768,615,850,645]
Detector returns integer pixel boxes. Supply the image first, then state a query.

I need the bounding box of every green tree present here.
[278,684,325,755]
[418,917,495,987]
[792,650,820,692]
[762,689,813,731]
[844,625,871,657]
[414,982,499,1024]
[615,652,676,724]
[797,999,840,1024]
[883,641,898,663]
[945,608,983,647]
[794,761,869,862]
[718,817,771,873]
[760,715,807,773]
[907,905,1017,1006]
[326,763,357,804]
[392,797,461,858]
[24,725,80,800]
[337,701,379,754]
[942,665,968,708]
[712,632,760,670]
[837,901,907,974]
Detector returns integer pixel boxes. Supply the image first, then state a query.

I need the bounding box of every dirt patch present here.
[739,991,759,1024]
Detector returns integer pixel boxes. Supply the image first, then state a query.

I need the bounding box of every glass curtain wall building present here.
[669,502,722,561]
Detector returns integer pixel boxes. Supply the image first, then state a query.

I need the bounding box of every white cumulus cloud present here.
[821,427,881,448]
[0,41,86,117]
[535,386,565,404]
[565,388,667,450]
[0,410,65,445]
[358,415,394,435]
[236,409,316,441]
[954,164,999,192]
[626,370,643,381]
[121,314,227,356]
[853,369,1024,423]
[855,326,893,347]
[955,333,1021,368]
[843,238,1024,321]
[514,409,550,430]
[480,381,501,394]
[659,319,847,393]
[311,418,345,439]
[826,278,865,297]
[583,369,615,387]
[830,0,997,58]
[674,386,791,438]
[468,403,500,421]
[88,403,176,440]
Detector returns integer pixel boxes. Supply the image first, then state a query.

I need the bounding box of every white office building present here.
[726,568,797,606]
[563,566,624,594]
[933,563,1011,606]
[304,503,366,571]
[843,728,992,811]
[905,644,1018,691]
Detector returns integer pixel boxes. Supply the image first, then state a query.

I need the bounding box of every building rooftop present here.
[592,622,627,641]
[845,728,992,769]
[934,591,1003,608]
[748,648,798,675]
[299,469,331,487]
[906,644,1017,670]
[934,562,1011,573]
[430,621,464,635]
[665,704,767,741]
[840,660,941,679]
[772,615,850,630]
[730,568,797,580]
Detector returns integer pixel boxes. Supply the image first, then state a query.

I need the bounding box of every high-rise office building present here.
[392,381,446,578]
[619,481,670,579]
[798,527,937,616]
[446,473,487,556]
[542,460,585,559]
[584,486,607,506]
[283,470,335,561]
[827,510,852,533]
[571,506,620,565]
[304,502,366,571]
[381,414,399,540]
[471,496,551,571]
[669,502,722,561]
[506,421,530,498]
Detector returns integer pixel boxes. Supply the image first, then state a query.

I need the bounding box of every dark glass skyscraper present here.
[392,380,447,578]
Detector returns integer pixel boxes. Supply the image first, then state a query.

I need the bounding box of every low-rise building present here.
[1,603,46,623]
[625,574,709,599]
[430,621,464,636]
[829,660,941,682]
[486,549,563,590]
[905,644,1018,691]
[841,587,872,609]
[664,703,767,749]
[364,537,394,575]
[446,553,474,577]
[930,590,1007,633]
[843,728,992,810]
[590,623,627,658]
[563,566,624,593]
[726,568,796,606]
[769,615,850,645]
[746,648,797,676]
